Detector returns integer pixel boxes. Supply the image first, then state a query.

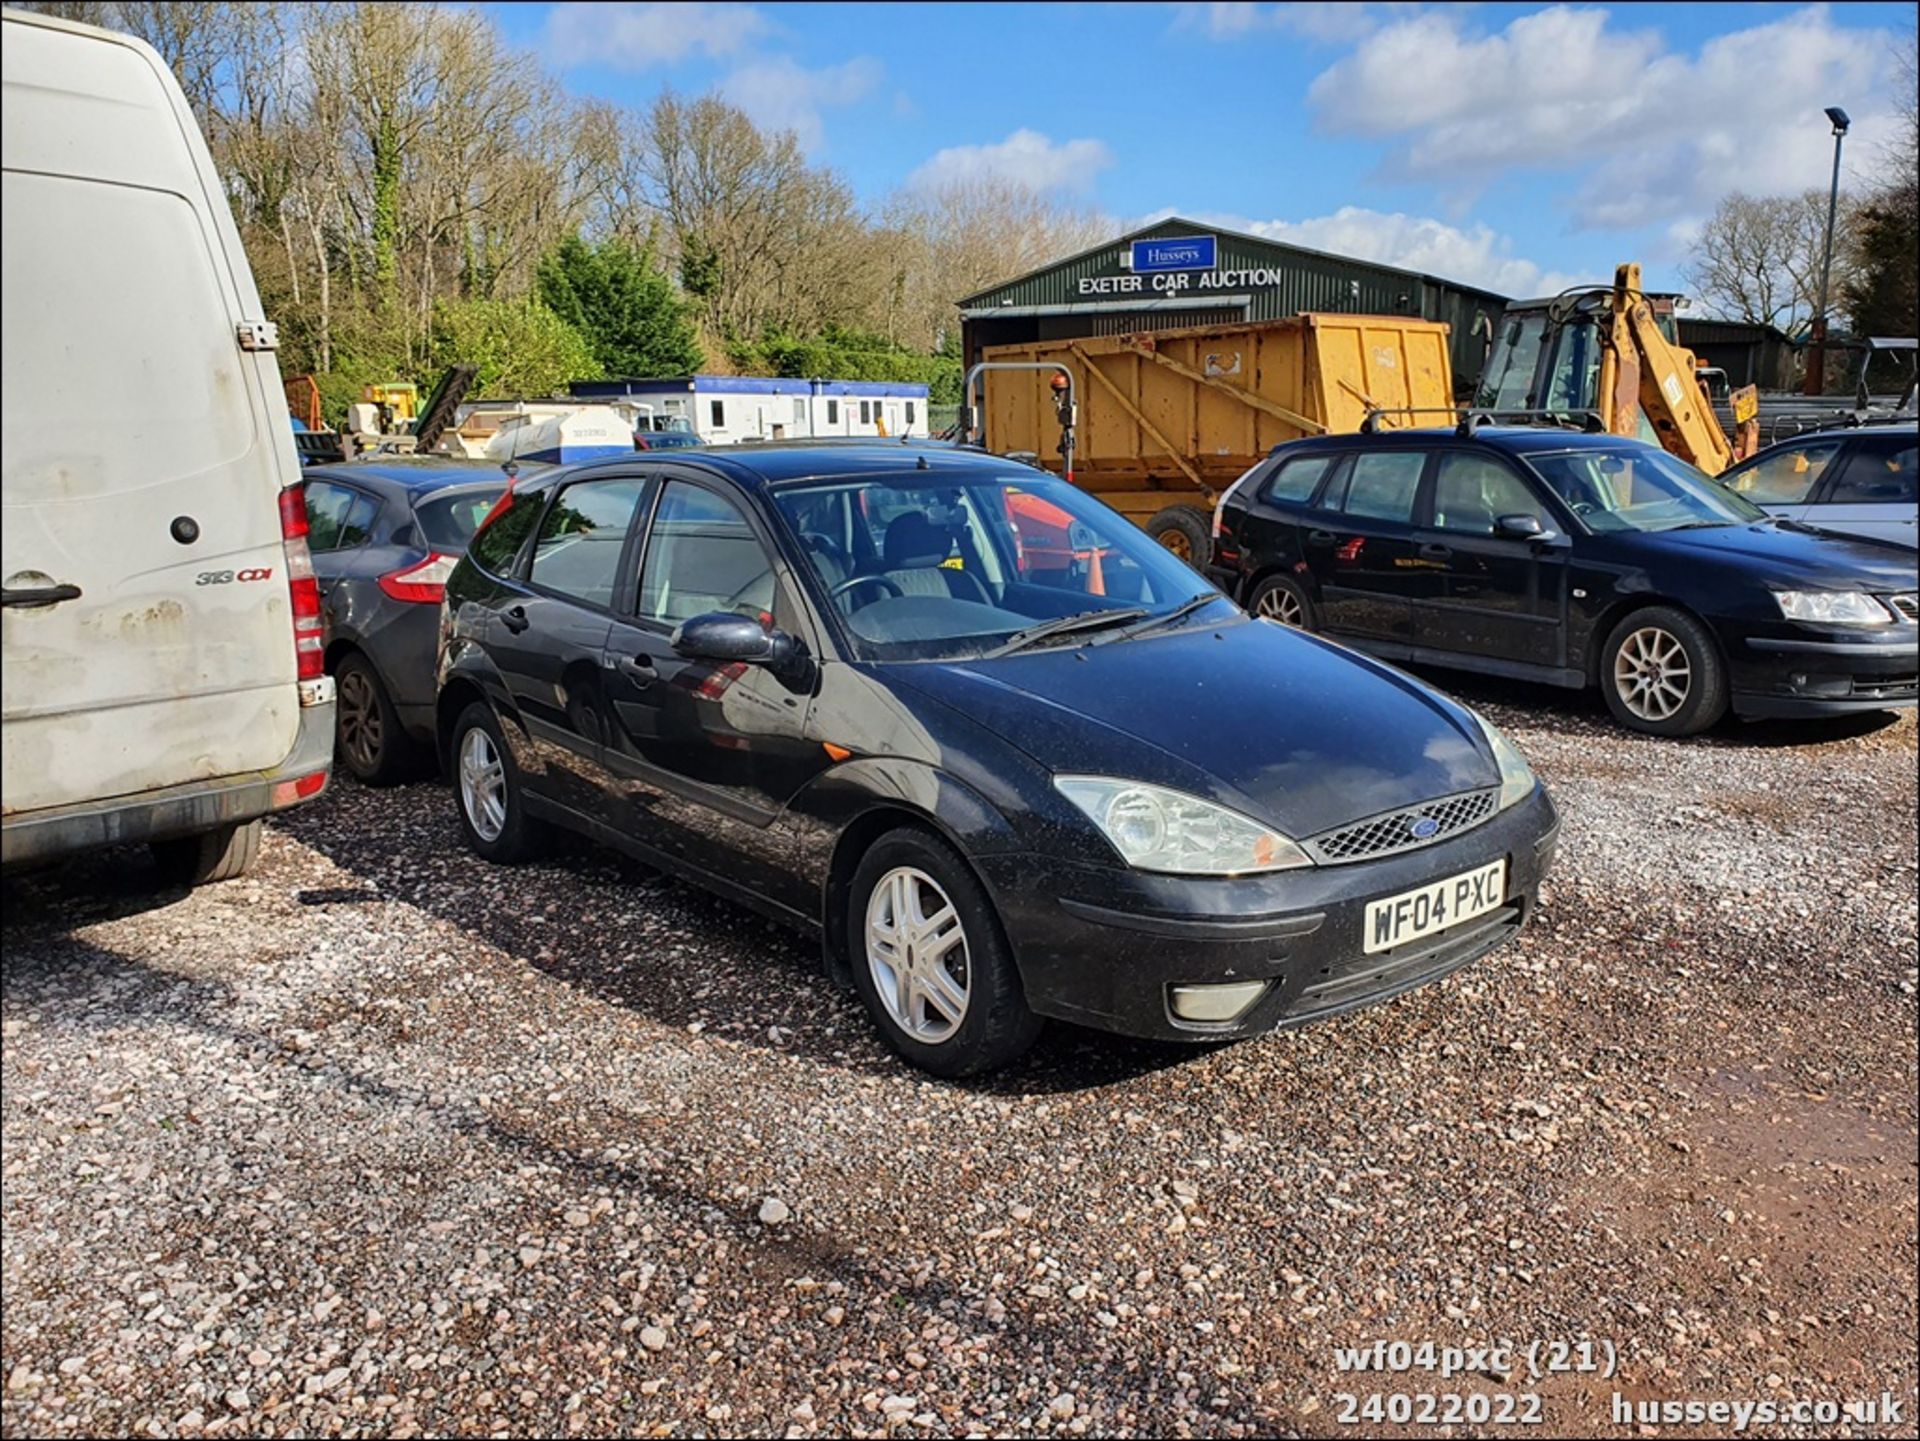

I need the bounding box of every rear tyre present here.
[1145,505,1213,568]
[151,819,263,887]
[450,701,551,863]
[1600,605,1728,737]
[1248,573,1315,631]
[847,828,1042,1078]
[334,652,423,785]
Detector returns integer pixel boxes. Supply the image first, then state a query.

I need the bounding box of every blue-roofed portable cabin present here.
[569,375,931,445]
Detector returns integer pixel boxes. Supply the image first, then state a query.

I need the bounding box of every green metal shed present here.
[958,216,1511,396]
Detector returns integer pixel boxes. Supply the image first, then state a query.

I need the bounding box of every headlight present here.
[1470,712,1537,812]
[1053,777,1312,875]
[1772,590,1891,626]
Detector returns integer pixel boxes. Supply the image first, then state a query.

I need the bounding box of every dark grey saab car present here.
[435,443,1558,1076]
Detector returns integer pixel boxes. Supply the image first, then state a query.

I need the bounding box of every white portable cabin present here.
[570,377,932,444]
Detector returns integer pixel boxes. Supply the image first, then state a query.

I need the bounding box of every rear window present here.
[416,487,505,551]
[1262,454,1338,505]
[1826,441,1917,505]
[469,489,544,576]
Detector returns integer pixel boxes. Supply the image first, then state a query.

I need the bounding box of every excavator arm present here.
[1594,263,1754,475]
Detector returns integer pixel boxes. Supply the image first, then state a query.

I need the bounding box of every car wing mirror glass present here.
[1495,513,1560,543]
[671,611,810,683]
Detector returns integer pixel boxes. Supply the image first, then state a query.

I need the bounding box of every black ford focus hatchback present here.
[436,444,1558,1075]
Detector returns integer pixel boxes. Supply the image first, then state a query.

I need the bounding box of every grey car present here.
[303,460,508,782]
[1718,421,1918,549]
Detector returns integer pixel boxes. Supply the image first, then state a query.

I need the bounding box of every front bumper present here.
[1724,622,1918,718]
[1,679,336,869]
[976,786,1558,1042]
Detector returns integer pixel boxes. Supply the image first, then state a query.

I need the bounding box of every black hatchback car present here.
[436,444,1558,1076]
[1209,426,1918,736]
[303,460,507,782]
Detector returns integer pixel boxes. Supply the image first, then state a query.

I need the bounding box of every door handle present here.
[615,652,656,687]
[1307,529,1337,544]
[500,604,530,633]
[2,583,82,609]
[1420,543,1453,560]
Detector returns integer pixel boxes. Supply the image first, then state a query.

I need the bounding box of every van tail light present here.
[279,483,325,682]
[378,552,460,604]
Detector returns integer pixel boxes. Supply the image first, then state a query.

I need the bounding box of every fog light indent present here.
[1169,980,1269,1023]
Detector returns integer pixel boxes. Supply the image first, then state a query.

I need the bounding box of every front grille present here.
[1304,789,1497,865]
[1889,593,1918,623]
[1852,673,1918,699]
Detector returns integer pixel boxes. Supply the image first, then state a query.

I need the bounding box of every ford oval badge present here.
[1409,815,1441,840]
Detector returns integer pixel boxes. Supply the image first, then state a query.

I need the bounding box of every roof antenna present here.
[916,454,930,470]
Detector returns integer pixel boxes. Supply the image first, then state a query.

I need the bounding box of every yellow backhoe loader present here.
[1476,263,1758,475]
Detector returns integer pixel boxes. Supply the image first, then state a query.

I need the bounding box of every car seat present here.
[882,511,991,605]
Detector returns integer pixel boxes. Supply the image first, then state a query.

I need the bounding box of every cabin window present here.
[905,401,915,425]
[710,400,725,428]
[859,401,871,425]
[827,399,839,424]
[793,399,805,423]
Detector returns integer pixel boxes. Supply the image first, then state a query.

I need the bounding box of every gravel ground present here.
[3,679,1915,1439]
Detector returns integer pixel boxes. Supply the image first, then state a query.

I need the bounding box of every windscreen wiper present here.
[987,607,1148,657]
[1099,591,1223,641]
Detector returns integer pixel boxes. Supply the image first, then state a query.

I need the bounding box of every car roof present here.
[305,459,514,493]
[1277,425,1661,457]
[546,441,1025,492]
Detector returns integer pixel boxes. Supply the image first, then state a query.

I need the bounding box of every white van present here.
[1,9,334,884]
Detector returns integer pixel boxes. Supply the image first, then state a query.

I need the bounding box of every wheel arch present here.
[1585,593,1727,686]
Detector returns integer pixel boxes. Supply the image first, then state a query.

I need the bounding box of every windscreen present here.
[773,472,1227,661]
[1524,447,1766,534]
[416,486,506,551]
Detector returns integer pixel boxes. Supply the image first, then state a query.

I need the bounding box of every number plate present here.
[1363,860,1506,954]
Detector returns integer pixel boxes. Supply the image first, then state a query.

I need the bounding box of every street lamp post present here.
[1806,105,1850,396]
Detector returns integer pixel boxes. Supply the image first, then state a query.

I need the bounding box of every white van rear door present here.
[2,19,300,815]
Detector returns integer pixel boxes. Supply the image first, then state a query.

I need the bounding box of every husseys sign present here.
[1077,236,1299,296]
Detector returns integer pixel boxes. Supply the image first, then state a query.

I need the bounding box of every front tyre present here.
[450,701,550,863]
[847,828,1042,1077]
[1601,605,1728,737]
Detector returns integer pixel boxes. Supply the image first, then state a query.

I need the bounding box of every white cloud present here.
[545,2,776,70]
[1177,206,1585,297]
[1305,4,1903,231]
[1186,2,1427,44]
[908,129,1115,195]
[719,56,882,152]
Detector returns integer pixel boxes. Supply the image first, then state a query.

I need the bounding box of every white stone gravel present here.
[2,682,1914,1438]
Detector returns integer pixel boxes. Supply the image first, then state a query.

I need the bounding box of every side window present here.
[709,399,725,429]
[305,482,377,553]
[1431,454,1545,535]
[1336,452,1426,524]
[1724,439,1843,504]
[470,489,544,576]
[527,478,648,609]
[1262,454,1337,506]
[639,482,783,627]
[1825,443,1917,505]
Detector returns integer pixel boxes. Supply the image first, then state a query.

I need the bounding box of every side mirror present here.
[1495,513,1560,543]
[671,612,803,674]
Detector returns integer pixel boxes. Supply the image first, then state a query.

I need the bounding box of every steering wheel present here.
[1568,499,1597,517]
[830,574,903,608]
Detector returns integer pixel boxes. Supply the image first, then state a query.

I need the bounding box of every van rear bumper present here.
[1,679,335,870]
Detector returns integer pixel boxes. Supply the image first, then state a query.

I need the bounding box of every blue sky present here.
[485,1,1916,299]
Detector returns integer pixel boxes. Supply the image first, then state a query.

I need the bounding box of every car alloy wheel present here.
[458,725,508,842]
[865,865,971,1043]
[336,664,383,774]
[1254,585,1305,628]
[1612,624,1692,722]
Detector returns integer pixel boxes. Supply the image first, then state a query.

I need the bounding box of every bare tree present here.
[1682,189,1859,332]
